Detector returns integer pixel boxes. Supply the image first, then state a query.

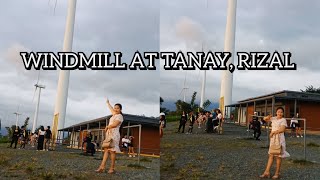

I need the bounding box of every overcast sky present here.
[160,0,320,105]
[0,0,159,133]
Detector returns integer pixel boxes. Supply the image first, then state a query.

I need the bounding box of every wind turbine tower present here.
[52,0,77,140]
[220,0,237,115]
[180,73,189,102]
[32,82,45,133]
[200,43,206,108]
[13,110,21,127]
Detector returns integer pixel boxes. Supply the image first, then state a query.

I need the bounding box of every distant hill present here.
[161,100,219,112]
[0,129,7,136]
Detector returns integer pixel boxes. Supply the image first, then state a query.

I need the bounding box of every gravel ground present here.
[160,121,320,180]
[0,144,159,180]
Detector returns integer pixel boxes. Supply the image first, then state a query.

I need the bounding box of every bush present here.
[0,137,10,143]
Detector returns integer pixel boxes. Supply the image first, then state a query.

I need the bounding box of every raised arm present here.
[106,99,115,115]
[263,114,272,122]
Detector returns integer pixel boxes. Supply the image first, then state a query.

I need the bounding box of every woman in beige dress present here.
[96,99,124,174]
[260,107,290,179]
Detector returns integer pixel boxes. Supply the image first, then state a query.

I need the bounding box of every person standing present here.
[43,126,52,151]
[30,133,36,147]
[216,109,223,134]
[177,111,187,133]
[20,126,28,149]
[96,99,124,174]
[260,107,290,179]
[187,111,195,134]
[9,126,20,149]
[295,113,303,138]
[37,126,45,151]
[205,111,213,133]
[159,113,166,138]
[252,114,261,141]
[128,136,135,157]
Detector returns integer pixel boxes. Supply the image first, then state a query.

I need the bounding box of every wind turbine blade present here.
[179,88,184,96]
[36,70,41,84]
[183,71,187,87]
[54,0,57,15]
[32,86,38,103]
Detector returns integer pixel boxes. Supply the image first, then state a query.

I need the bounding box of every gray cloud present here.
[160,0,320,105]
[0,0,159,132]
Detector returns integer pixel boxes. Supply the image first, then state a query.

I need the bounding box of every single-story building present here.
[56,114,160,155]
[224,90,320,131]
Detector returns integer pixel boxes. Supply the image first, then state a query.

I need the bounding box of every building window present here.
[289,105,300,118]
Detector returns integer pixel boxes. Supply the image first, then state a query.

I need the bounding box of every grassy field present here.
[0,143,159,180]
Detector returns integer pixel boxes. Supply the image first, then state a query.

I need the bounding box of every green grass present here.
[0,137,10,143]
[307,142,320,147]
[0,154,10,166]
[127,163,146,169]
[166,115,180,122]
[291,159,314,165]
[140,157,152,162]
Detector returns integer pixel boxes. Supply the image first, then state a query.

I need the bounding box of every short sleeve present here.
[270,117,277,124]
[280,118,287,127]
[114,114,124,123]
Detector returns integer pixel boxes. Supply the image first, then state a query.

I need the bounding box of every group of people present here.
[9,125,52,151]
[177,109,223,134]
[290,113,303,138]
[121,135,136,157]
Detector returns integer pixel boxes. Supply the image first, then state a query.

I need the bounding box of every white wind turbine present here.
[32,71,45,133]
[179,72,189,102]
[13,104,21,127]
[200,42,206,108]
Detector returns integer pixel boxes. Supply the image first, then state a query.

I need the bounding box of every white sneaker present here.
[297,135,300,138]
[300,135,303,137]
[133,155,136,157]
[129,155,132,157]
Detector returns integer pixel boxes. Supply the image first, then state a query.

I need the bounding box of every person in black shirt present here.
[43,126,52,151]
[177,111,187,133]
[252,113,261,140]
[9,126,20,149]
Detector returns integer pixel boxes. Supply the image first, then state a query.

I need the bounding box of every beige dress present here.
[107,114,123,153]
[268,117,290,158]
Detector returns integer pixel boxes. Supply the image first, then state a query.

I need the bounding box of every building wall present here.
[299,101,320,131]
[126,126,160,155]
[247,105,254,125]
[236,100,320,131]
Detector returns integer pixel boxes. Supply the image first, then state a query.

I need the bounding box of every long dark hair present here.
[276,107,284,113]
[115,103,123,115]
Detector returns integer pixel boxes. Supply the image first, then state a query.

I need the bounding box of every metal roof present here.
[226,90,320,107]
[59,114,158,131]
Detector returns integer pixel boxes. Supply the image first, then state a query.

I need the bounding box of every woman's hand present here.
[105,126,109,131]
[269,132,274,138]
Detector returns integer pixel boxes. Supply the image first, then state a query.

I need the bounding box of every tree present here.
[23,117,30,129]
[160,97,170,114]
[202,99,212,110]
[301,85,320,94]
[175,99,192,115]
[5,125,16,138]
